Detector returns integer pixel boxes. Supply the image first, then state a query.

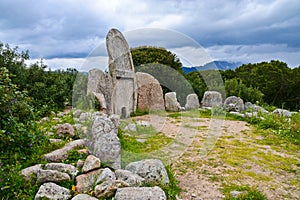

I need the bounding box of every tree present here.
[131,46,183,72]
[131,46,194,105]
[235,60,295,109]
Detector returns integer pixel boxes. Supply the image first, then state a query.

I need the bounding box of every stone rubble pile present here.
[21,111,169,200]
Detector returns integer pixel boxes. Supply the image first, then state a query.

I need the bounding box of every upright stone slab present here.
[165,92,181,112]
[224,96,245,112]
[89,115,121,169]
[106,28,137,118]
[185,93,200,110]
[87,68,112,113]
[136,72,165,111]
[201,91,223,108]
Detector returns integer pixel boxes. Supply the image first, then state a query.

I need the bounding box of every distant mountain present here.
[182,61,243,73]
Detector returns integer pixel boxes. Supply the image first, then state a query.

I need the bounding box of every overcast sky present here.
[0,0,299,70]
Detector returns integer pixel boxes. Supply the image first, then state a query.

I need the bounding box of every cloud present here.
[206,44,300,68]
[1,0,299,68]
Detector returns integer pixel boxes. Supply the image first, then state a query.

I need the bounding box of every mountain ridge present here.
[182,60,243,73]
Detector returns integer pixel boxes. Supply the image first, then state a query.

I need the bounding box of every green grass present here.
[223,184,267,200]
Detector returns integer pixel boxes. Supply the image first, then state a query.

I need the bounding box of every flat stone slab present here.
[115,186,166,200]
[44,139,85,162]
[34,182,71,200]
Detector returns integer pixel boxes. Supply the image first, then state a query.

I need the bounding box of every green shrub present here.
[223,184,267,200]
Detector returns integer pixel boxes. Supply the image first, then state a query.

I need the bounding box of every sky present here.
[0,0,299,70]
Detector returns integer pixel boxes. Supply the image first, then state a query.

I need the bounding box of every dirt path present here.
[133,114,300,200]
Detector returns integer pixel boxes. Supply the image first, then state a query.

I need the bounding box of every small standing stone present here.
[185,93,200,110]
[201,91,223,108]
[165,92,181,112]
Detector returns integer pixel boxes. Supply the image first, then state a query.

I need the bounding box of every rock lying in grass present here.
[272,108,292,117]
[34,182,71,200]
[124,123,137,132]
[44,139,85,162]
[115,169,145,187]
[72,194,98,200]
[37,169,70,184]
[94,180,129,198]
[125,159,169,185]
[75,169,103,193]
[56,123,75,138]
[96,168,116,183]
[21,164,42,183]
[115,186,167,200]
[82,155,101,173]
[45,163,78,179]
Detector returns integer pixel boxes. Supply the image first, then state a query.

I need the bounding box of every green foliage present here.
[235,60,299,110]
[131,46,194,105]
[131,46,182,72]
[0,42,78,116]
[130,109,149,117]
[225,78,264,103]
[157,165,181,200]
[223,184,267,200]
[0,67,37,162]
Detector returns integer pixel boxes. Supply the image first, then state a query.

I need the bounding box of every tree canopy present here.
[131,46,183,72]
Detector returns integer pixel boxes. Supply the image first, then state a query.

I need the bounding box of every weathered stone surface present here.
[229,111,245,118]
[224,96,245,112]
[125,159,169,185]
[37,169,70,184]
[88,115,121,169]
[273,108,292,117]
[115,169,145,187]
[136,72,165,111]
[94,180,129,198]
[75,169,103,193]
[72,194,98,200]
[21,164,42,182]
[45,163,78,179]
[107,28,137,118]
[124,123,137,132]
[79,112,90,123]
[73,109,82,118]
[230,190,246,198]
[136,120,150,127]
[165,92,181,112]
[115,186,167,200]
[87,68,113,113]
[245,103,268,113]
[49,139,63,144]
[44,139,85,162]
[96,168,116,183]
[82,155,101,173]
[35,182,71,200]
[201,91,223,107]
[77,159,85,168]
[185,93,200,110]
